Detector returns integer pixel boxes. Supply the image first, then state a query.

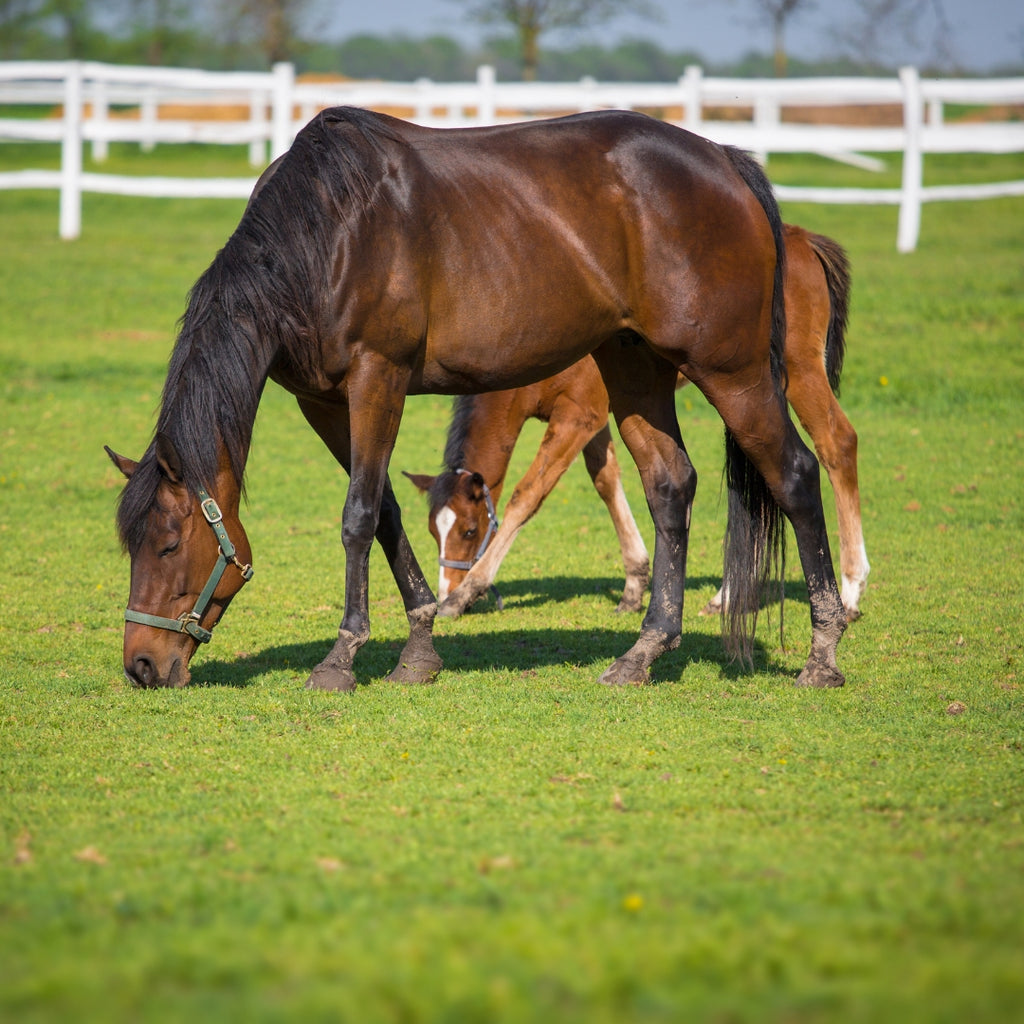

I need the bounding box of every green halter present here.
[123,488,254,644]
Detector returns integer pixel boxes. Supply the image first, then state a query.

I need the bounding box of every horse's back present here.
[276,107,782,395]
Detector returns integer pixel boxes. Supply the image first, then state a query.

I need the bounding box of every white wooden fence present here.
[2,60,1023,250]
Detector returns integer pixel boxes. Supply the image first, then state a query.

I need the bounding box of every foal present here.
[409,224,868,623]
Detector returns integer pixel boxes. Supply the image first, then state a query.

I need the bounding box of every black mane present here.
[116,107,402,553]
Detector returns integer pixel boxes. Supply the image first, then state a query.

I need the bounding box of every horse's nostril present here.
[125,654,190,688]
[127,656,157,688]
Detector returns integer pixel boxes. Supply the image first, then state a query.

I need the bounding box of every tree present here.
[0,0,45,58]
[220,0,313,65]
[124,0,196,64]
[453,0,660,81]
[829,0,957,72]
[745,0,814,77]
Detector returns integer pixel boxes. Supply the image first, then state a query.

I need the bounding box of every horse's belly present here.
[409,323,616,396]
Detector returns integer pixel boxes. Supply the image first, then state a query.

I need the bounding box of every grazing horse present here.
[407,224,869,623]
[106,105,847,691]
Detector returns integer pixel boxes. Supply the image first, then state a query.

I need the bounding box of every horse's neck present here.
[211,446,245,514]
[457,391,532,503]
[161,316,274,497]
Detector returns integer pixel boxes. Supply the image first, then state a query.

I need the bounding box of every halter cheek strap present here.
[437,468,500,572]
[124,488,254,644]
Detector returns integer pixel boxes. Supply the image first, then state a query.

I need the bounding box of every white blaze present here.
[435,505,457,600]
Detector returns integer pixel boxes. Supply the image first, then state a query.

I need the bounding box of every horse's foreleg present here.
[376,476,443,684]
[297,383,440,692]
[580,425,650,613]
[594,349,693,686]
[439,400,601,618]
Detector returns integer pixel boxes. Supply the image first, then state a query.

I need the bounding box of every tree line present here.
[1,0,1010,80]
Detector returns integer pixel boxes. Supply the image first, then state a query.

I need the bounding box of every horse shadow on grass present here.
[193,573,809,689]
[465,573,810,616]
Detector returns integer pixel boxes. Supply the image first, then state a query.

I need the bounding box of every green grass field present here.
[1,141,1022,1023]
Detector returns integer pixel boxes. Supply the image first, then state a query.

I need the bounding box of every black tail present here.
[720,147,788,666]
[805,231,852,394]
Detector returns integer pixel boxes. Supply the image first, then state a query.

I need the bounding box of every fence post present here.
[580,75,599,111]
[141,84,157,153]
[682,65,702,132]
[92,76,109,163]
[270,62,294,161]
[249,88,267,167]
[477,65,496,126]
[898,65,923,253]
[59,61,83,240]
[753,92,778,165]
[415,77,433,124]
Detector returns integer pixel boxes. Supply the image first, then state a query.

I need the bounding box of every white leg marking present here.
[841,541,870,613]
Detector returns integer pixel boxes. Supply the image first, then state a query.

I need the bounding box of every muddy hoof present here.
[598,656,651,687]
[306,662,358,692]
[795,661,845,689]
[437,596,468,619]
[698,598,722,617]
[844,606,862,623]
[614,596,645,614]
[387,655,443,686]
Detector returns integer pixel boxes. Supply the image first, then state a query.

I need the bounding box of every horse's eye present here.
[159,540,180,557]
[463,527,477,539]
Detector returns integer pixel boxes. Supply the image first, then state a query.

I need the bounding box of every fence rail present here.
[1,60,1022,249]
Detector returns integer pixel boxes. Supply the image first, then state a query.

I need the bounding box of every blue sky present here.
[307,0,1023,73]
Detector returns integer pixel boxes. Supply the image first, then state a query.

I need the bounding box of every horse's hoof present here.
[437,592,472,618]
[387,656,443,686]
[305,663,358,692]
[844,606,862,623]
[598,656,651,687]
[614,597,645,614]
[795,661,845,689]
[698,598,721,617]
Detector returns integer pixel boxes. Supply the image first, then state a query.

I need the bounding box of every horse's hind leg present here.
[701,371,847,688]
[787,379,868,621]
[698,370,868,624]
[593,344,694,685]
[580,424,650,613]
[297,390,441,691]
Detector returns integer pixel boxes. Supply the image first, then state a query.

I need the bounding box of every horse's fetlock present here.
[406,601,438,630]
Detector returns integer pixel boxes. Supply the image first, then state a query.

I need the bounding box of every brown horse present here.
[106,106,847,691]
[407,224,868,623]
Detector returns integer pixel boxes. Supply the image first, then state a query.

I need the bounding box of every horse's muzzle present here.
[124,652,190,688]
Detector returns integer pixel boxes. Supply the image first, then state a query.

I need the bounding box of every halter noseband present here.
[124,488,254,644]
[437,468,500,572]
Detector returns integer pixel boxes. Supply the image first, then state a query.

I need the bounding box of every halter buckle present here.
[200,495,224,525]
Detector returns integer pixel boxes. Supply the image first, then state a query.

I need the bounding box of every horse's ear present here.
[402,471,435,494]
[154,432,184,485]
[468,472,486,498]
[105,445,138,479]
